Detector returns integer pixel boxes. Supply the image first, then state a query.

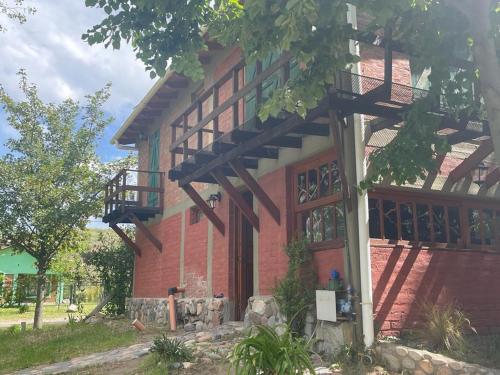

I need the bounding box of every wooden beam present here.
[448,139,494,183]
[110,224,142,257]
[178,98,329,186]
[292,123,330,136]
[484,167,500,189]
[182,183,225,235]
[213,142,279,159]
[229,159,280,225]
[231,129,302,148]
[128,212,162,253]
[211,168,260,231]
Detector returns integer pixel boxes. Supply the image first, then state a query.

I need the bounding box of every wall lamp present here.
[206,192,222,209]
[473,162,488,187]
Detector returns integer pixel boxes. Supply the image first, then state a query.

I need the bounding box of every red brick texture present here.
[372,245,500,336]
[133,213,181,297]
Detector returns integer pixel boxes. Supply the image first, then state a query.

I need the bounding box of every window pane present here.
[301,212,311,241]
[331,161,341,193]
[433,205,447,243]
[383,200,398,240]
[298,172,307,204]
[417,204,431,242]
[484,209,494,246]
[369,199,381,238]
[448,206,461,244]
[469,208,481,245]
[335,203,345,239]
[308,169,318,201]
[312,208,323,242]
[323,205,334,241]
[319,164,330,197]
[400,203,415,240]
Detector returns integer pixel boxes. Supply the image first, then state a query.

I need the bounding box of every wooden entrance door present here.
[233,191,254,321]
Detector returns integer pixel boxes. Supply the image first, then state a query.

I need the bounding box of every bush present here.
[18,304,29,314]
[419,302,476,352]
[274,238,316,334]
[149,335,193,364]
[230,324,315,375]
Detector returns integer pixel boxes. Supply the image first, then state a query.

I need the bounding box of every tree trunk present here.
[453,0,500,164]
[33,270,47,329]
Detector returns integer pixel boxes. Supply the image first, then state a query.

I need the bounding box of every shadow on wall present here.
[372,246,500,336]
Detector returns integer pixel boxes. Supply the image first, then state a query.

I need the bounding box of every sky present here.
[0,0,153,162]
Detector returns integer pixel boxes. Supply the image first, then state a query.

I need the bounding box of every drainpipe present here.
[167,286,185,331]
[348,4,375,347]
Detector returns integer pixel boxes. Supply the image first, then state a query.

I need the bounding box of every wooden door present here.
[233,191,254,321]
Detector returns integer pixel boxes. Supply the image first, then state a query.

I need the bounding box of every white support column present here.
[348,3,375,348]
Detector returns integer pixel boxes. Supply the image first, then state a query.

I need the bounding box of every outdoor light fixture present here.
[207,192,222,209]
[473,162,488,186]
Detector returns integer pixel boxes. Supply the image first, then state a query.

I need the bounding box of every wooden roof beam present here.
[229,159,280,225]
[448,139,494,183]
[213,142,279,159]
[211,168,260,231]
[484,167,500,189]
[129,212,162,253]
[182,183,225,235]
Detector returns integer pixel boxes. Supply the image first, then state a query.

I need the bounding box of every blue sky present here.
[0,0,152,162]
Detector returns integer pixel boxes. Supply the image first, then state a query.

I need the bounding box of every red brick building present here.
[104,9,499,340]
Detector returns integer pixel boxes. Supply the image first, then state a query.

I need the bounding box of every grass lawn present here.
[0,303,97,322]
[0,321,138,374]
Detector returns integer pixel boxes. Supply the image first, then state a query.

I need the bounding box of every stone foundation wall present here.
[243,295,352,355]
[126,297,230,330]
[377,342,500,374]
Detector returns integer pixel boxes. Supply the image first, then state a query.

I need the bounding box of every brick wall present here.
[183,210,208,297]
[134,213,181,297]
[372,245,500,336]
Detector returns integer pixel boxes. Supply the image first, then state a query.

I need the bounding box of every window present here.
[369,192,500,250]
[293,153,344,250]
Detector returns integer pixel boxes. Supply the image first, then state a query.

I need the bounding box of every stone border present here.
[376,342,500,375]
[126,297,230,330]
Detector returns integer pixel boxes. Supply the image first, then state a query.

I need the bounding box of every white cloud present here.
[0,0,153,112]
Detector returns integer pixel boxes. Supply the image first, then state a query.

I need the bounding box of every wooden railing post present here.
[159,172,165,212]
[213,86,220,139]
[171,124,177,169]
[121,170,127,213]
[197,100,203,150]
[232,68,239,128]
[183,114,189,161]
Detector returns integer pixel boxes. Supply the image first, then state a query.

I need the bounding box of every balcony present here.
[103,169,165,225]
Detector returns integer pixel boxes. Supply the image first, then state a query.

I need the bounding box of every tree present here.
[83,0,499,185]
[0,0,35,32]
[0,71,112,328]
[85,230,135,316]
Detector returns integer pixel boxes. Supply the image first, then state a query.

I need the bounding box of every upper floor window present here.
[293,152,344,250]
[369,192,500,250]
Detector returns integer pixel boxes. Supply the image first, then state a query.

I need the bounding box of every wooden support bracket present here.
[110,224,142,257]
[484,167,500,189]
[229,159,280,225]
[182,183,225,235]
[211,168,260,231]
[129,212,163,253]
[448,139,494,183]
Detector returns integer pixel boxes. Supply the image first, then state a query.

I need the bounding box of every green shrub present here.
[419,302,476,352]
[274,238,316,334]
[230,324,315,375]
[6,325,21,335]
[149,335,193,364]
[18,304,29,314]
